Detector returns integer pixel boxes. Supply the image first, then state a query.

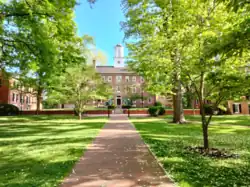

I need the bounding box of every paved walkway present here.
[61,115,174,187]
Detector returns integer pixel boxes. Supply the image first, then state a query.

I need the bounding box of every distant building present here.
[62,44,161,109]
[227,65,250,115]
[0,72,38,110]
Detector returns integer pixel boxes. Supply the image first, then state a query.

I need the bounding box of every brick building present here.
[95,44,157,107]
[0,72,38,110]
[227,66,250,115]
[61,44,159,109]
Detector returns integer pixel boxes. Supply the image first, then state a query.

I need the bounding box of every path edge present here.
[128,117,178,187]
[60,117,110,186]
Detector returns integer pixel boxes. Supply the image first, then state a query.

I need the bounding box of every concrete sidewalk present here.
[61,115,174,187]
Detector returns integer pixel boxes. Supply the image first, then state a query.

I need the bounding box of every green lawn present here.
[183,115,250,126]
[131,115,250,187]
[0,115,107,187]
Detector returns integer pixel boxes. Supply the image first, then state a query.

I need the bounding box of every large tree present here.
[122,0,196,123]
[181,0,249,149]
[0,0,97,113]
[122,0,249,149]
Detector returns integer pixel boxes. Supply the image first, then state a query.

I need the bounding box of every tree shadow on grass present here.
[0,116,107,187]
[1,121,173,187]
[134,121,250,187]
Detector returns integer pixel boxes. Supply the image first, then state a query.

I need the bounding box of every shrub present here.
[108,105,116,109]
[0,104,19,116]
[200,104,215,115]
[148,106,159,116]
[154,101,162,106]
[122,105,131,109]
[158,106,166,115]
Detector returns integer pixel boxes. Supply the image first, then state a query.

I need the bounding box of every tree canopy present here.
[122,0,249,148]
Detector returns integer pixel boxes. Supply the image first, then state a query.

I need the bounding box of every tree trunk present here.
[171,47,186,124]
[201,105,209,149]
[199,72,209,149]
[79,112,82,120]
[36,89,42,115]
[173,79,186,123]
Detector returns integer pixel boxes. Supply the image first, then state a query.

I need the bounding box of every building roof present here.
[96,66,135,74]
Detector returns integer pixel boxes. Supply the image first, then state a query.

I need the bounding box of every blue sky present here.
[74,0,127,66]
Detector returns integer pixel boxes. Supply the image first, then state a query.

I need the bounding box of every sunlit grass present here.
[131,116,250,187]
[180,115,250,126]
[0,115,107,187]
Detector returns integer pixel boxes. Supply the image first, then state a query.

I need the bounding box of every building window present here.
[116,76,122,82]
[233,103,241,114]
[132,76,136,82]
[125,76,130,82]
[138,87,141,93]
[26,96,29,104]
[16,94,18,102]
[12,93,15,102]
[140,76,144,82]
[0,79,2,87]
[116,86,120,93]
[124,86,129,93]
[21,96,24,104]
[132,86,136,93]
[118,61,120,64]
[102,76,106,82]
[108,76,112,82]
[148,97,152,104]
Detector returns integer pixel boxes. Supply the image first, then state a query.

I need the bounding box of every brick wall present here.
[21,109,201,115]
[228,100,250,115]
[0,76,10,104]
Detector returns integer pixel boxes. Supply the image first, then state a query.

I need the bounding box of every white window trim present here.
[132,76,136,82]
[116,76,122,82]
[125,76,130,82]
[233,103,240,114]
[132,86,136,93]
[108,76,112,82]
[116,86,121,93]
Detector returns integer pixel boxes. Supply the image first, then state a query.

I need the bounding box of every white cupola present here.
[114,44,124,67]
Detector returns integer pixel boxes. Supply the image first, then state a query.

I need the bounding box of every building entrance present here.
[117,98,121,106]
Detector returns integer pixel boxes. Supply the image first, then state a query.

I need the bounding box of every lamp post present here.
[127,99,131,117]
[108,105,110,118]
[141,90,144,108]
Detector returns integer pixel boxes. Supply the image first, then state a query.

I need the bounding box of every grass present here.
[131,115,250,187]
[183,115,250,126]
[0,115,107,187]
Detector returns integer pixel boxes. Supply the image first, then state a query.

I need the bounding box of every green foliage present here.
[154,101,162,107]
[202,104,214,115]
[148,106,160,117]
[0,104,19,116]
[47,65,112,119]
[158,106,166,115]
[0,0,97,112]
[108,105,116,109]
[123,0,249,147]
[122,105,132,109]
[132,115,250,186]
